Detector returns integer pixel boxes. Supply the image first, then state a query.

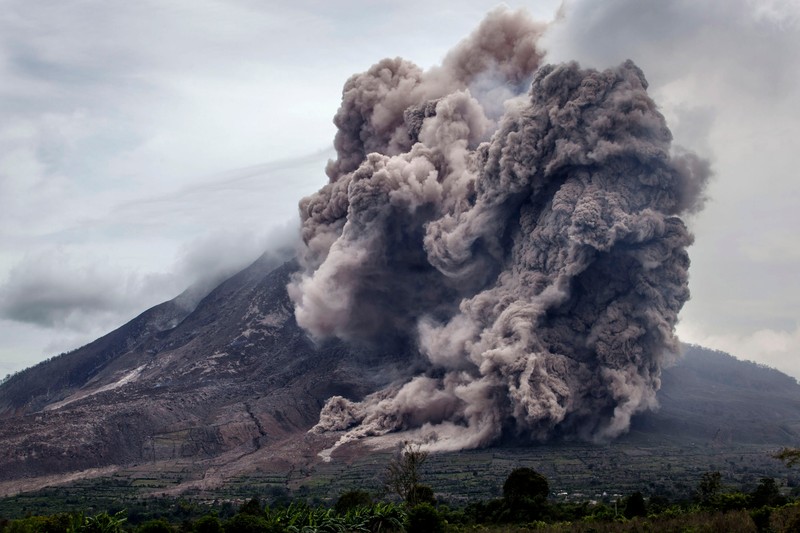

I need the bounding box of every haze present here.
[0,0,798,381]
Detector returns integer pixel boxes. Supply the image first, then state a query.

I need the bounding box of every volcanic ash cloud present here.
[288,8,709,451]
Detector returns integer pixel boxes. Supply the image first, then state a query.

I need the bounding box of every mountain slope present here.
[0,298,192,417]
[629,344,800,445]
[0,254,401,483]
[0,256,799,492]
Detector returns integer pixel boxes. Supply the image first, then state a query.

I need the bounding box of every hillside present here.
[0,256,799,497]
[0,255,406,487]
[627,345,800,445]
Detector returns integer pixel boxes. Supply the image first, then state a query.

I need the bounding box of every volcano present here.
[2,7,798,500]
[1,253,800,497]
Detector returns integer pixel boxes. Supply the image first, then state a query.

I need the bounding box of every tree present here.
[222,514,275,533]
[502,467,549,502]
[497,467,550,524]
[333,490,372,514]
[623,492,647,518]
[194,515,223,533]
[136,518,173,533]
[238,498,263,517]
[775,448,800,467]
[695,471,722,504]
[406,503,444,533]
[407,484,436,507]
[750,477,787,508]
[384,441,429,505]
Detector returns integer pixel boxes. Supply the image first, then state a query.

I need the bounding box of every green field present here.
[0,441,792,520]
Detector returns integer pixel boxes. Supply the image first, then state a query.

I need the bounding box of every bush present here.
[493,468,551,524]
[193,515,223,533]
[711,492,750,511]
[406,503,444,533]
[137,518,173,533]
[82,511,127,533]
[2,514,73,533]
[222,514,276,533]
[354,502,406,532]
[624,492,647,518]
[333,490,372,514]
[503,468,549,501]
[750,477,787,508]
[237,498,263,517]
[407,485,435,507]
[750,507,772,532]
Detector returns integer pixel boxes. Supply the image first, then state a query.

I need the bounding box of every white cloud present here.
[0,247,174,331]
[0,149,328,330]
[0,1,551,375]
[0,0,797,383]
[679,322,800,379]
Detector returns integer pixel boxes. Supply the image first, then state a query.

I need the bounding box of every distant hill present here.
[1,256,799,496]
[628,344,800,445]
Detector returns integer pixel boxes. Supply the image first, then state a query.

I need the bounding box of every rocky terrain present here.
[1,255,799,497]
[0,254,410,494]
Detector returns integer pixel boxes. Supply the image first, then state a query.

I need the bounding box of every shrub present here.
[237,499,262,517]
[624,492,647,518]
[407,485,436,507]
[222,514,275,533]
[406,503,444,533]
[711,492,750,511]
[750,477,787,508]
[136,518,173,533]
[333,490,372,514]
[82,511,128,533]
[503,468,549,502]
[193,515,223,533]
[750,507,772,532]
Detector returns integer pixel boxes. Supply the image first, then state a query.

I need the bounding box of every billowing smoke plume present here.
[289,8,709,451]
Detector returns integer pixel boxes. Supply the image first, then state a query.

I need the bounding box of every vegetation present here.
[333,491,372,514]
[775,447,800,468]
[384,441,433,507]
[5,462,800,532]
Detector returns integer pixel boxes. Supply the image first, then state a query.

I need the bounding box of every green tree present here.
[497,467,550,524]
[774,448,800,467]
[193,515,222,533]
[751,506,772,531]
[222,514,274,533]
[623,492,647,518]
[695,471,722,504]
[384,441,429,505]
[750,477,787,508]
[503,467,549,501]
[407,484,436,507]
[10,513,73,533]
[137,518,173,533]
[406,503,444,533]
[237,498,263,517]
[333,490,372,514]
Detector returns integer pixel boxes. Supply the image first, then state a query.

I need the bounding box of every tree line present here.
[4,444,800,532]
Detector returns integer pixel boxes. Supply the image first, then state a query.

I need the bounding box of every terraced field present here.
[1,441,792,519]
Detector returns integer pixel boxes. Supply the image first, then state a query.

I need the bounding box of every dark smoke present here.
[289,8,709,451]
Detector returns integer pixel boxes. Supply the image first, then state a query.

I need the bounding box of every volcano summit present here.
[291,8,710,451]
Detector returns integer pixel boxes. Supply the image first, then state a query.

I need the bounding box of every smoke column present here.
[288,8,709,451]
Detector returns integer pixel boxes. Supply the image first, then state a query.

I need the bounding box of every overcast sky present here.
[1,0,798,379]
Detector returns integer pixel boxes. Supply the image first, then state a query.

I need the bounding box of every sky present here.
[0,0,798,379]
